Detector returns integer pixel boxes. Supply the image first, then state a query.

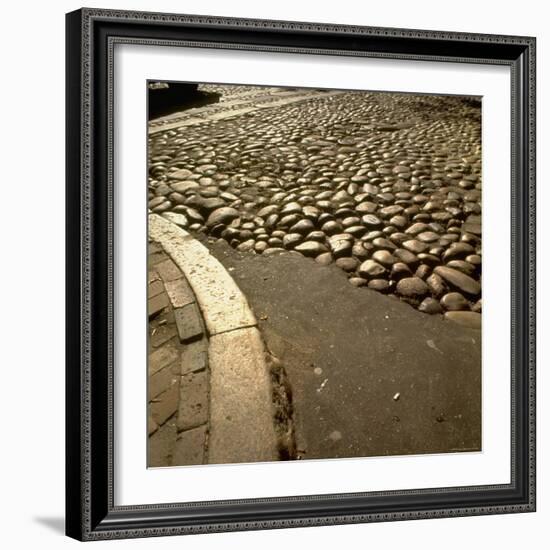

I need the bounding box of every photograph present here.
[146,81,483,468]
[62,4,536,541]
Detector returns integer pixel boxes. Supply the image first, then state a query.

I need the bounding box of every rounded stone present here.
[442,242,476,262]
[161,212,188,228]
[361,214,383,229]
[434,266,481,296]
[294,241,328,257]
[446,260,476,276]
[280,202,302,215]
[236,239,256,252]
[336,257,360,272]
[415,264,431,280]
[426,273,447,297]
[206,207,240,228]
[358,260,387,279]
[351,241,370,260]
[402,240,429,254]
[372,250,397,267]
[283,233,303,249]
[356,201,378,214]
[391,262,413,280]
[315,252,334,266]
[305,230,326,242]
[152,200,172,213]
[321,220,343,235]
[257,205,279,218]
[393,248,419,266]
[418,297,443,314]
[149,196,167,209]
[348,277,368,287]
[440,292,470,311]
[254,241,269,253]
[417,231,440,243]
[262,247,286,256]
[290,219,315,235]
[328,234,353,257]
[368,279,390,292]
[396,277,429,298]
[372,237,397,251]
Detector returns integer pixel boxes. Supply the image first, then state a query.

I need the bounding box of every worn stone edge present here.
[149,213,257,335]
[148,213,278,463]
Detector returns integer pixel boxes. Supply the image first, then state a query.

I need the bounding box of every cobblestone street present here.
[147,84,482,465]
[149,85,482,323]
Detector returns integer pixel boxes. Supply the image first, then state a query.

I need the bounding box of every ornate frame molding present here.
[66,8,536,541]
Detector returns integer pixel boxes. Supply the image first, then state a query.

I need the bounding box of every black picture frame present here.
[66,8,536,541]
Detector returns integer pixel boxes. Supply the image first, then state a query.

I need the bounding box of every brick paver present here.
[148,242,210,467]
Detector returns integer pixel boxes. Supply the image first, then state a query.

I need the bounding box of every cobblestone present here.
[148,84,482,319]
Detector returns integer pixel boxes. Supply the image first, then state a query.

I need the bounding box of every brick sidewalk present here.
[148,240,210,467]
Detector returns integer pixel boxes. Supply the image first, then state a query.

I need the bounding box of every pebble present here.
[402,240,429,254]
[294,241,328,257]
[336,257,360,272]
[418,297,443,314]
[358,260,386,279]
[434,266,481,296]
[368,279,390,292]
[440,292,470,311]
[161,212,188,228]
[149,87,481,315]
[206,207,239,228]
[372,250,397,267]
[396,277,429,299]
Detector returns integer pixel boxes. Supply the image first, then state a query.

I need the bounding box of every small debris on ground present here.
[317,378,329,393]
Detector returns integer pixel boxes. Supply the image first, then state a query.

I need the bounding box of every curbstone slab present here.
[208,327,278,464]
[149,214,257,335]
[150,214,279,464]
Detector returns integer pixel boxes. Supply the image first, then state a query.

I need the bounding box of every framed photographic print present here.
[65,8,536,541]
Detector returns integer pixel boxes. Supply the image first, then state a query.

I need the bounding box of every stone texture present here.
[149,343,179,376]
[150,381,180,426]
[176,370,209,431]
[180,339,208,375]
[155,258,183,282]
[208,327,278,464]
[172,425,208,466]
[174,303,204,343]
[434,266,481,296]
[149,215,257,335]
[164,278,195,308]
[148,292,169,319]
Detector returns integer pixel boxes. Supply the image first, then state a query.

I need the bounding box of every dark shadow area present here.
[34,516,65,535]
[148,81,221,120]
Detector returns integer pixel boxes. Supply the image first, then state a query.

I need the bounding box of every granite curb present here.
[149,213,279,464]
